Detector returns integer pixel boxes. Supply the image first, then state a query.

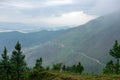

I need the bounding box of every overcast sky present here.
[0,0,120,32]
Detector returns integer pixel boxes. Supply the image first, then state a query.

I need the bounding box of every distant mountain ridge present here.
[0,11,120,73]
[0,22,74,32]
[0,30,67,53]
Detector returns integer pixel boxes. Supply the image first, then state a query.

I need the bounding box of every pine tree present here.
[109,40,120,74]
[62,65,66,71]
[1,47,11,80]
[10,42,26,80]
[103,60,115,74]
[34,57,43,70]
[76,62,84,74]
[46,66,50,71]
[0,61,3,79]
[52,63,62,71]
[71,65,76,72]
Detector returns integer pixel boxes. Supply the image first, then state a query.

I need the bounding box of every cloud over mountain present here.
[0,0,119,31]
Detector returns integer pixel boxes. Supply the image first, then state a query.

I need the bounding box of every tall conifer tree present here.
[34,57,43,70]
[1,47,10,80]
[10,42,26,80]
[109,40,120,74]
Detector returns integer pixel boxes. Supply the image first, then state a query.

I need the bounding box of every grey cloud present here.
[0,0,119,16]
[87,0,120,15]
[0,0,119,30]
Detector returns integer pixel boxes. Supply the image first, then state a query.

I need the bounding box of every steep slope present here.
[25,11,120,73]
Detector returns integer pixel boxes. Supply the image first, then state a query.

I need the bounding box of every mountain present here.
[24,11,120,73]
[0,11,120,73]
[0,30,67,53]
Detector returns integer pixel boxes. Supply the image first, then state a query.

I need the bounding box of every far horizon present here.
[0,0,119,32]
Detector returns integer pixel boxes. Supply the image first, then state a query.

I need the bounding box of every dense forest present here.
[0,40,120,80]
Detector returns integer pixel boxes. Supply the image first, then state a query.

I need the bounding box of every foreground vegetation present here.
[0,40,120,80]
[0,42,84,80]
[24,70,120,80]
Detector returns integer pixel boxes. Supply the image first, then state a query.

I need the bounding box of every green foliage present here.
[0,47,11,80]
[52,62,84,74]
[103,60,115,74]
[27,70,57,80]
[28,69,41,80]
[34,57,44,71]
[65,62,84,74]
[62,65,66,71]
[109,40,120,74]
[109,40,120,58]
[34,58,42,68]
[10,41,26,80]
[103,40,120,74]
[52,63,62,71]
[76,62,84,74]
[46,66,50,71]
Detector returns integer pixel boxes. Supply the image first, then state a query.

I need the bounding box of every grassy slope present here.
[29,71,120,80]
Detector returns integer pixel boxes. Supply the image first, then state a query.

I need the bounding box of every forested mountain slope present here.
[25,11,120,73]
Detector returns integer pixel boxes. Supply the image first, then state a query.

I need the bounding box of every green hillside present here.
[25,11,120,73]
